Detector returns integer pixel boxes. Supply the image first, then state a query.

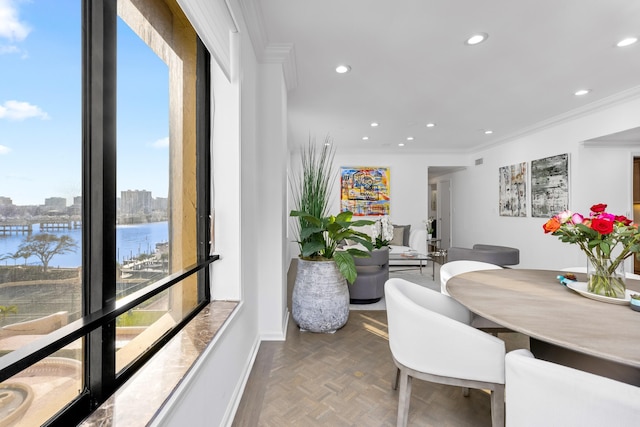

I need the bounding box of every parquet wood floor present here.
[231,262,528,426]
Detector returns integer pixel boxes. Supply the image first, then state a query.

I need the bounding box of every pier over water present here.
[0,219,82,235]
[0,221,32,235]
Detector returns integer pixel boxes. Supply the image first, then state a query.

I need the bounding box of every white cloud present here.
[0,44,17,53]
[0,0,31,42]
[150,136,169,149]
[0,100,50,121]
[0,144,10,154]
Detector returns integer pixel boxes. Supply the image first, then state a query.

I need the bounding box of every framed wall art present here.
[340,166,390,216]
[531,153,569,218]
[499,162,527,217]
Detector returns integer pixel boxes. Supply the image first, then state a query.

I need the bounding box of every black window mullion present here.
[82,0,117,409]
[196,37,211,302]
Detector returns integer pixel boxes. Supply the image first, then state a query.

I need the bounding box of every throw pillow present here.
[391,224,411,246]
[390,226,405,246]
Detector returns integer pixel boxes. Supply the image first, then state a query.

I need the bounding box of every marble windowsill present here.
[80,300,239,426]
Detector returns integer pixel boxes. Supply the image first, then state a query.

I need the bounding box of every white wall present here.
[155,0,288,426]
[446,95,640,270]
[256,63,289,340]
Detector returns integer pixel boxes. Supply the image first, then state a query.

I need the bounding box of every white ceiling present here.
[250,0,640,154]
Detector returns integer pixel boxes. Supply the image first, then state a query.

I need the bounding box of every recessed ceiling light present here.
[484,130,493,135]
[370,122,379,127]
[465,33,488,45]
[335,64,351,74]
[398,143,405,147]
[574,89,591,96]
[362,136,369,140]
[616,37,638,47]
[426,123,436,128]
[407,137,414,141]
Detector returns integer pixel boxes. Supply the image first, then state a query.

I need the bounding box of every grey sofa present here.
[349,248,389,304]
[446,244,519,267]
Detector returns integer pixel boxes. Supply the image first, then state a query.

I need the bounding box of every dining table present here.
[446,268,640,386]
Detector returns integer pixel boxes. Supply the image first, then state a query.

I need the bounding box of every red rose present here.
[590,203,607,213]
[590,217,614,234]
[543,217,561,234]
[615,215,632,226]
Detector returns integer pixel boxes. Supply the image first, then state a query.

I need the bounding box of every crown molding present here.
[239,0,297,91]
[263,43,298,91]
[474,85,640,154]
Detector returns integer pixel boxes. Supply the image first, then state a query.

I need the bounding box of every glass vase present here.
[587,257,626,299]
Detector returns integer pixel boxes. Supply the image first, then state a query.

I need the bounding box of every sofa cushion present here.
[391,224,411,246]
[390,227,405,245]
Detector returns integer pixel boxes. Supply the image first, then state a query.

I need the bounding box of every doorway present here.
[437,180,451,250]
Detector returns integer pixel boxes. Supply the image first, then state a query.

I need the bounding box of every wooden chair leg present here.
[490,384,505,427]
[396,370,412,427]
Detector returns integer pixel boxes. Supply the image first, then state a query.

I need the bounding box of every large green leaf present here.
[346,248,371,258]
[348,236,374,250]
[302,241,326,257]
[334,251,357,284]
[350,219,375,227]
[335,211,353,223]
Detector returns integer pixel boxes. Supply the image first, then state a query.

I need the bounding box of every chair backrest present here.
[505,349,640,426]
[385,278,505,383]
[440,260,502,295]
[354,247,389,267]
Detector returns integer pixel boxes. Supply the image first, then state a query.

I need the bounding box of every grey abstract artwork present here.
[531,153,569,218]
[499,162,527,217]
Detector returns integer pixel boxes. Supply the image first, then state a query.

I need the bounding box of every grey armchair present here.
[349,247,389,304]
[447,244,519,267]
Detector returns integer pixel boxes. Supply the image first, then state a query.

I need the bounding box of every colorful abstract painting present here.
[499,162,527,217]
[340,167,390,216]
[531,153,569,218]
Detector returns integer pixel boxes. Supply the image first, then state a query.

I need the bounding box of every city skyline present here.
[0,1,170,206]
[0,188,168,208]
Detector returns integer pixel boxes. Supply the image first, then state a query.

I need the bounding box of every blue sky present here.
[0,0,169,206]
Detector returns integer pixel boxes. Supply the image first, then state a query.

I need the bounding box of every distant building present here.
[69,196,82,216]
[153,197,168,212]
[120,190,153,216]
[0,196,12,206]
[44,197,67,213]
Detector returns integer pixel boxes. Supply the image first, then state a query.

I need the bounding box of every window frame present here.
[0,1,214,425]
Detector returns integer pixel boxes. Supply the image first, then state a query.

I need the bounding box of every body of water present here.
[0,221,168,268]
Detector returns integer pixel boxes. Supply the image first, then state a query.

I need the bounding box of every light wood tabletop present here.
[446,268,640,370]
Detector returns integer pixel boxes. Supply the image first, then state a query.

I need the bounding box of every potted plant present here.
[289,138,374,333]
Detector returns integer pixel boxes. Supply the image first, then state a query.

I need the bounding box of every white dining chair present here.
[440,260,508,332]
[385,278,506,427]
[505,349,640,426]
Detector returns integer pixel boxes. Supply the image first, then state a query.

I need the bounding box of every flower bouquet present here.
[543,203,640,298]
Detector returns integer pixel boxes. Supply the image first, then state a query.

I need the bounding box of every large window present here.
[0,0,212,425]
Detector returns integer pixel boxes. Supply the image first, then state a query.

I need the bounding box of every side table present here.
[429,250,447,283]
